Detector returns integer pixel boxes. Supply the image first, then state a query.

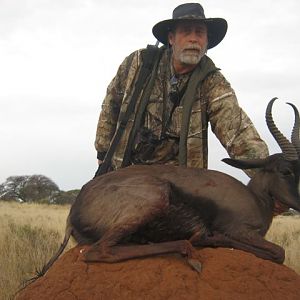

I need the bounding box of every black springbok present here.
[35,98,300,278]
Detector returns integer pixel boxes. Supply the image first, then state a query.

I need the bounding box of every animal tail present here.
[19,217,73,291]
[37,221,73,277]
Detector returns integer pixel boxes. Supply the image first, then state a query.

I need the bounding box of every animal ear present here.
[222,158,267,170]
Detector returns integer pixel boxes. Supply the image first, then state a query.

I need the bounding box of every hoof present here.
[187,258,202,273]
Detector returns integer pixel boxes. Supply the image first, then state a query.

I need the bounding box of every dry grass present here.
[0,201,74,300]
[0,201,299,300]
[266,214,300,274]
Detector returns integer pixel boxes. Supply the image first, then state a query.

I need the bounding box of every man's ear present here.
[168,32,174,46]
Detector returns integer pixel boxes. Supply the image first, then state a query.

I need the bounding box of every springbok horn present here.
[287,102,300,156]
[265,98,298,161]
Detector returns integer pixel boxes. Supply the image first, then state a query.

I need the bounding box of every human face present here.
[169,21,208,73]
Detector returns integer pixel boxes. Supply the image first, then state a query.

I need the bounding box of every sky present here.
[0,0,299,191]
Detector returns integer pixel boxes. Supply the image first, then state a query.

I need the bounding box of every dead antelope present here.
[35,98,300,279]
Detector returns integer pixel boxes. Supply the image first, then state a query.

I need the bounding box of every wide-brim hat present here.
[152,3,228,49]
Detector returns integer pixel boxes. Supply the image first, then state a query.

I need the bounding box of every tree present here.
[0,175,60,202]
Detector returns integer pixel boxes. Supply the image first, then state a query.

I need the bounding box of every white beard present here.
[175,44,207,65]
[180,52,202,65]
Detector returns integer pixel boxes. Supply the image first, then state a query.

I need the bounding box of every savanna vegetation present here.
[0,175,79,204]
[0,201,299,300]
[0,201,74,300]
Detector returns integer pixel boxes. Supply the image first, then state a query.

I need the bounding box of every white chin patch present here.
[180,54,201,65]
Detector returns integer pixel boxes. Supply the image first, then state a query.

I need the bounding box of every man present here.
[94,3,268,176]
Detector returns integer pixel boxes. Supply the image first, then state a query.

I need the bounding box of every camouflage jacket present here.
[95,47,269,175]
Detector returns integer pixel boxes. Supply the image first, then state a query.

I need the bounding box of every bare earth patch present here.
[16,245,300,300]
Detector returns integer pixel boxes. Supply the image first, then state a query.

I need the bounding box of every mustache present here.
[183,44,202,51]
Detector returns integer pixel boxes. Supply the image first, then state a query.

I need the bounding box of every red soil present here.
[16,245,300,300]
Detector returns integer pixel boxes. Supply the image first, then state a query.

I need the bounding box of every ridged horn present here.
[287,102,300,157]
[265,98,298,160]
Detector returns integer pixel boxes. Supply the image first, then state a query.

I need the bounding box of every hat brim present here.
[152,18,227,49]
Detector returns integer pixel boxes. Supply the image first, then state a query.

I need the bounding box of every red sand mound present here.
[17,245,300,300]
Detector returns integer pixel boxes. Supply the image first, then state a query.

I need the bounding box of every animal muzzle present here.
[273,200,290,216]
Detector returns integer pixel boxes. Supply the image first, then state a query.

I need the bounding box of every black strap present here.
[200,95,209,168]
[121,47,163,167]
[178,56,218,166]
[95,45,162,176]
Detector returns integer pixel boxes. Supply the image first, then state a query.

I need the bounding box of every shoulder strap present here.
[178,55,218,166]
[200,91,209,168]
[95,45,162,176]
[121,47,164,167]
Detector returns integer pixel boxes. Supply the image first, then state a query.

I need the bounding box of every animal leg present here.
[80,175,202,272]
[84,222,201,272]
[86,239,192,261]
[84,239,201,272]
[192,231,285,263]
[80,175,171,261]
